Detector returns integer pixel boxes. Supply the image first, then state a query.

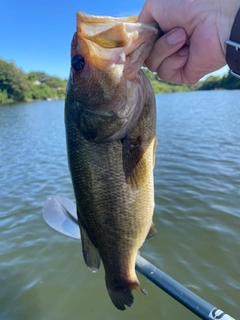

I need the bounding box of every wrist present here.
[218,0,240,55]
[225,6,240,77]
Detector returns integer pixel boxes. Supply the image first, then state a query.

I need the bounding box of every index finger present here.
[138,0,156,24]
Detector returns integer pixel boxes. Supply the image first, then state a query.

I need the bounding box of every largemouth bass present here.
[65,11,158,310]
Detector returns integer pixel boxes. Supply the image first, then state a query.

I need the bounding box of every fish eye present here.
[71,54,85,71]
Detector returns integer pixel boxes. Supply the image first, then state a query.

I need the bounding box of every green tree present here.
[0,59,30,102]
[28,72,36,81]
[142,68,198,93]
[45,76,65,88]
[198,75,222,90]
[0,89,9,104]
[221,71,240,89]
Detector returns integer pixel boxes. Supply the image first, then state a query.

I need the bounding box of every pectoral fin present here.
[78,218,101,272]
[122,135,147,188]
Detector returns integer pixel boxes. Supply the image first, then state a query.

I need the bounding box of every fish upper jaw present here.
[68,12,159,110]
[74,11,159,75]
[66,12,158,142]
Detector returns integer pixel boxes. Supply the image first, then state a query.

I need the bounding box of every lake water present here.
[0,90,240,320]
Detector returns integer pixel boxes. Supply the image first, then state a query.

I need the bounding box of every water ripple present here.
[0,92,240,319]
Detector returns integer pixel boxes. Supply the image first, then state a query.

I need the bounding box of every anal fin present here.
[79,222,101,272]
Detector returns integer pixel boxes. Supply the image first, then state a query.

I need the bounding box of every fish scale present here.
[65,11,158,310]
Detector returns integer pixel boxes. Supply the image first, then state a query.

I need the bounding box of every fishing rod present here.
[42,195,235,320]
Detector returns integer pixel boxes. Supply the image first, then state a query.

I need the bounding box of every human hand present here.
[138,0,240,84]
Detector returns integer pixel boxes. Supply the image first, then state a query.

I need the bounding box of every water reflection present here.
[0,91,240,319]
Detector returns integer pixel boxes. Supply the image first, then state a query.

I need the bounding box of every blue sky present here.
[0,0,144,79]
[0,0,228,80]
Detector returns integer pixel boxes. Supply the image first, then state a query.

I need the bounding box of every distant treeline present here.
[1,58,240,105]
[143,68,199,93]
[143,68,240,93]
[198,73,240,90]
[0,59,67,104]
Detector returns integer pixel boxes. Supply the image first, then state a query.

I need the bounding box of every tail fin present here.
[105,277,148,310]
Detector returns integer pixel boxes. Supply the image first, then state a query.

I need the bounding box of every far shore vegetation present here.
[143,68,240,93]
[0,59,67,105]
[0,58,240,105]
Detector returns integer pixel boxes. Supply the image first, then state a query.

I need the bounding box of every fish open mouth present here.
[75,11,158,73]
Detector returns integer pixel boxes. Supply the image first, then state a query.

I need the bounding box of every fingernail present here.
[167,28,186,46]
